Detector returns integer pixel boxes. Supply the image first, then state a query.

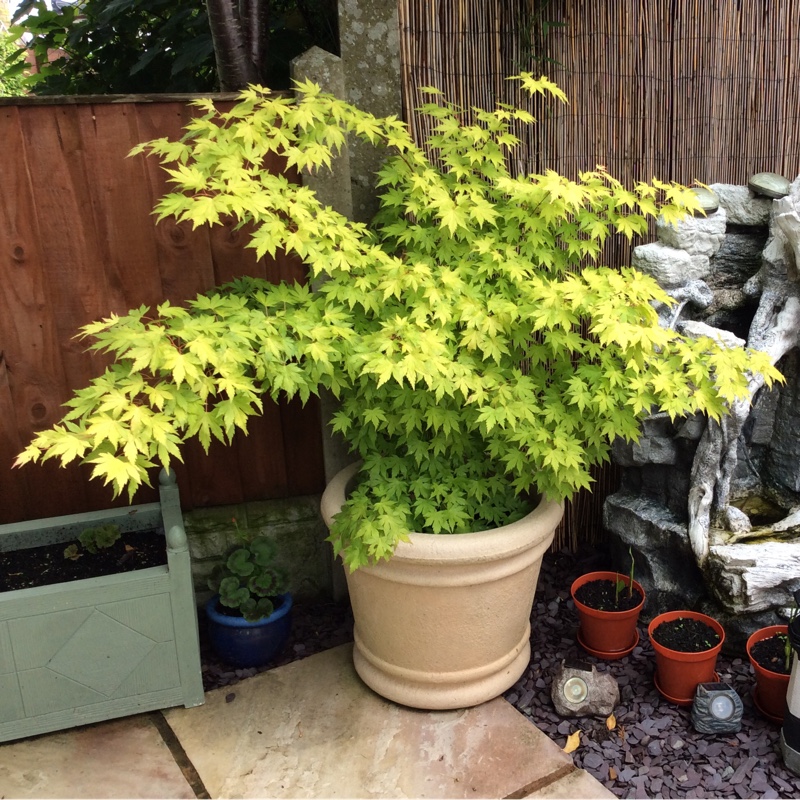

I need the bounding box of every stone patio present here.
[0,643,613,799]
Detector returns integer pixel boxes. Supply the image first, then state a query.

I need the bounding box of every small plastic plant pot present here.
[571,571,645,658]
[648,610,725,705]
[747,625,790,724]
[205,592,293,668]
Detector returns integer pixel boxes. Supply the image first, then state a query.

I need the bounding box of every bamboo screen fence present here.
[0,96,325,525]
[398,0,800,548]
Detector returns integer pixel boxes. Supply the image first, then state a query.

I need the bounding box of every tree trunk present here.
[205,0,263,90]
[240,0,270,79]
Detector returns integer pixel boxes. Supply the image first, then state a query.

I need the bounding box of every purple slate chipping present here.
[198,549,800,799]
[583,752,605,770]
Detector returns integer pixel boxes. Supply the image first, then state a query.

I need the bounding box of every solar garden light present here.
[691,682,744,734]
[550,659,619,718]
[781,589,800,775]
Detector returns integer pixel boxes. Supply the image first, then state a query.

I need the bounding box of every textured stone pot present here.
[747,625,791,723]
[0,471,204,743]
[320,463,563,710]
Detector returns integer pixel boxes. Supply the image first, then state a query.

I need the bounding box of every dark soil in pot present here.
[0,529,167,592]
[751,633,792,676]
[574,578,643,612]
[651,616,721,652]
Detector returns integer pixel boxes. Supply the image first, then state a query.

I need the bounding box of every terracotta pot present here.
[570,571,645,659]
[648,610,725,705]
[320,463,564,710]
[747,625,791,724]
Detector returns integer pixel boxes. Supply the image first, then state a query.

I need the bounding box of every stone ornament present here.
[604,173,800,639]
[748,172,791,199]
[691,187,720,215]
[551,659,619,718]
[710,183,772,226]
[631,242,712,289]
[678,320,746,349]
[656,206,727,258]
[657,279,714,330]
[691,682,743,734]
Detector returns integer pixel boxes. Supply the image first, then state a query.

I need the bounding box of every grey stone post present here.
[290,46,355,486]
[337,0,403,223]
[289,47,355,601]
[290,47,354,223]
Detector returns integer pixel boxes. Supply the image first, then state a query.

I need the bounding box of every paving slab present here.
[525,768,616,798]
[164,642,612,798]
[0,714,195,799]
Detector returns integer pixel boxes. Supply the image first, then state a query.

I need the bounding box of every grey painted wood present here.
[0,470,204,743]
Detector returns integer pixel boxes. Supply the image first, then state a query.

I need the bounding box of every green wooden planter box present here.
[0,471,204,743]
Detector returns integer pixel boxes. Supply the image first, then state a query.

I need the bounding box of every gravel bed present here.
[199,549,800,799]
[512,548,800,799]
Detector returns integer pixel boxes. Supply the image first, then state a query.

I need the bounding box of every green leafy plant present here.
[79,523,121,553]
[779,632,792,673]
[2,0,338,95]
[515,0,567,72]
[614,546,636,605]
[63,543,81,561]
[207,518,289,622]
[16,75,782,571]
[63,522,121,559]
[3,0,216,94]
[0,29,27,97]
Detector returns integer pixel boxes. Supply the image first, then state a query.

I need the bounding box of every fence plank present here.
[0,98,325,524]
[0,104,90,520]
[0,356,36,523]
[131,102,219,304]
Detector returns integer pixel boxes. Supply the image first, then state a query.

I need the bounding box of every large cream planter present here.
[320,463,563,710]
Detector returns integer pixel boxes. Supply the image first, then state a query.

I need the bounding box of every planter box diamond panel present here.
[0,471,204,743]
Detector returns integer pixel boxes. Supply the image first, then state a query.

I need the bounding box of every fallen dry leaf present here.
[609,766,618,781]
[606,713,617,731]
[563,730,581,753]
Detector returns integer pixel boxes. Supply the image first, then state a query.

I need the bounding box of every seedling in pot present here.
[786,589,800,672]
[63,523,121,560]
[780,631,793,673]
[652,617,721,652]
[207,518,289,623]
[614,547,635,605]
[80,524,121,553]
[63,544,81,561]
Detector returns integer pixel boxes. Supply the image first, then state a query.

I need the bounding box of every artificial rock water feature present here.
[604,174,800,648]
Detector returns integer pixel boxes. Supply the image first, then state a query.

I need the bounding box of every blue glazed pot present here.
[205,592,293,668]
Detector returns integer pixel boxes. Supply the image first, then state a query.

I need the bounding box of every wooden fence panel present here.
[0,96,325,525]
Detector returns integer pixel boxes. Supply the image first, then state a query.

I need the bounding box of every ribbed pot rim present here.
[205,592,293,628]
[648,610,725,659]
[747,625,792,679]
[321,462,564,566]
[570,571,646,618]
